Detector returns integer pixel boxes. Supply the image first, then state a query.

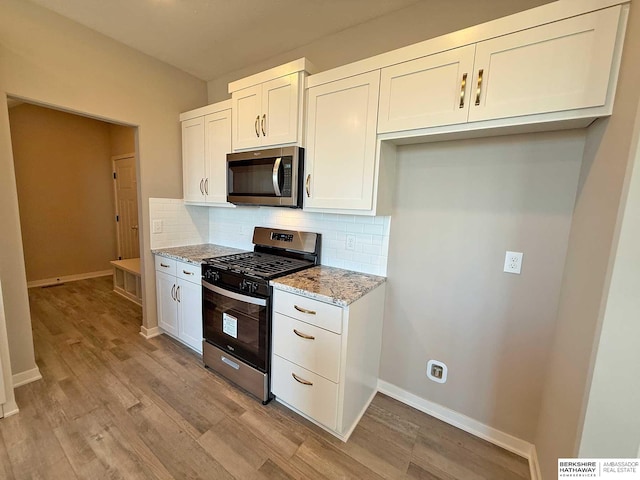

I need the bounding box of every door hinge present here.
[113,172,117,179]
[116,215,119,222]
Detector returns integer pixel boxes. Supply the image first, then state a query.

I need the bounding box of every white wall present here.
[149,198,209,250]
[578,98,640,458]
[0,0,207,376]
[208,208,390,276]
[380,131,586,442]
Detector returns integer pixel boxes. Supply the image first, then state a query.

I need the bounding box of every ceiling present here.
[27,0,422,81]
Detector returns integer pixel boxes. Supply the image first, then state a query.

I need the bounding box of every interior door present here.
[113,155,140,259]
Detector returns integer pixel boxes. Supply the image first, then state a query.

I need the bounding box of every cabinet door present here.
[261,74,299,147]
[204,109,232,204]
[182,117,206,202]
[378,45,476,133]
[469,6,621,123]
[177,278,202,353]
[232,84,262,151]
[304,71,380,211]
[156,271,178,337]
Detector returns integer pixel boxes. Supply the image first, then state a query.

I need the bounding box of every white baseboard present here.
[1,399,19,418]
[27,270,112,288]
[529,445,542,480]
[12,366,42,387]
[139,326,161,339]
[377,380,537,468]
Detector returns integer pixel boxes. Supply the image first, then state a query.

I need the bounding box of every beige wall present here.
[534,2,640,478]
[0,0,207,376]
[109,124,135,157]
[579,97,640,458]
[207,0,552,102]
[9,103,117,283]
[380,131,585,442]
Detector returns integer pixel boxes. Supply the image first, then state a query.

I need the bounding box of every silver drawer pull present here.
[294,305,316,315]
[221,356,240,370]
[293,329,315,340]
[160,263,170,268]
[292,373,313,386]
[182,270,194,275]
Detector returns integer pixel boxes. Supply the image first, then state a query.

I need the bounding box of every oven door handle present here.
[202,281,267,306]
[272,157,282,197]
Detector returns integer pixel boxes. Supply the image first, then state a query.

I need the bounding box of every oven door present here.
[202,281,269,372]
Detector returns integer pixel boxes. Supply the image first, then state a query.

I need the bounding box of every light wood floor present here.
[0,276,531,480]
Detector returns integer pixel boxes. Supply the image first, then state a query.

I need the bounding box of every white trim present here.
[529,445,542,480]
[179,100,232,122]
[139,326,161,339]
[27,270,112,288]
[377,380,535,459]
[340,387,378,442]
[1,399,19,418]
[12,367,42,387]
[228,58,316,93]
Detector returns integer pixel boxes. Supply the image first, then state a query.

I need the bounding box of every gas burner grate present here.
[204,252,312,278]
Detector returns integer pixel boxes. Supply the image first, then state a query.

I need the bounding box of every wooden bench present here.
[110,258,142,306]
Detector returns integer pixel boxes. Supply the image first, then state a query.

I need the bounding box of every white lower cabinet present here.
[271,285,386,440]
[154,256,202,353]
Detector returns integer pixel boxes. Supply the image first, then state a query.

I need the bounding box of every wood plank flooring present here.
[0,276,531,479]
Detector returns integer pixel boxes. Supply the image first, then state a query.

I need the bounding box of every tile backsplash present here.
[208,207,390,276]
[149,198,209,249]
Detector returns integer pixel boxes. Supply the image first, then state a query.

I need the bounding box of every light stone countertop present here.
[151,244,246,265]
[270,265,386,307]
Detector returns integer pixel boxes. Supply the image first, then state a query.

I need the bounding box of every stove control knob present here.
[205,270,219,282]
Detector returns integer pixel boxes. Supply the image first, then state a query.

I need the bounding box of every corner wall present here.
[0,0,207,376]
[534,2,640,477]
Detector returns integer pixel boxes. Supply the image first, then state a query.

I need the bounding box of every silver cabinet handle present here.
[272,157,282,197]
[261,114,266,136]
[221,356,240,370]
[292,373,313,386]
[254,115,260,137]
[475,69,484,106]
[182,270,194,275]
[459,73,468,109]
[160,263,170,268]
[199,178,204,195]
[204,178,209,195]
[176,286,180,303]
[294,305,316,315]
[305,174,311,198]
[293,329,315,340]
[171,284,176,301]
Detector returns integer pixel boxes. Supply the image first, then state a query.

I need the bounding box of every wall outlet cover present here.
[503,251,523,274]
[427,359,447,384]
[346,234,356,251]
[152,219,163,234]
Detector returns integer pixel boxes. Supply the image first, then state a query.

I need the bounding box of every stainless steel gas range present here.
[200,227,321,404]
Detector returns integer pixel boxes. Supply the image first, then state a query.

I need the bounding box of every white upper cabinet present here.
[230,58,313,151]
[468,7,621,123]
[182,117,206,202]
[304,71,381,212]
[180,100,233,206]
[378,45,476,133]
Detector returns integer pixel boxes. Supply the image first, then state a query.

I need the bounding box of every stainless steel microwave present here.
[227,147,303,208]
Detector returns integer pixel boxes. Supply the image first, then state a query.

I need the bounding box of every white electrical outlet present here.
[504,251,523,274]
[427,360,447,384]
[345,234,356,251]
[152,219,163,234]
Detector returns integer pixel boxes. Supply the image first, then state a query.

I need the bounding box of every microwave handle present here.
[272,157,282,197]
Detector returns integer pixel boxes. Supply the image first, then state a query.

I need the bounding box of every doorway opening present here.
[6,97,141,306]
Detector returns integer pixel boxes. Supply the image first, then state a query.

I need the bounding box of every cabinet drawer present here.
[272,313,341,382]
[177,262,201,283]
[273,290,342,334]
[271,354,338,431]
[155,256,176,275]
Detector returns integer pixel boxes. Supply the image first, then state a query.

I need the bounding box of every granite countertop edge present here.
[152,243,246,265]
[270,266,386,307]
